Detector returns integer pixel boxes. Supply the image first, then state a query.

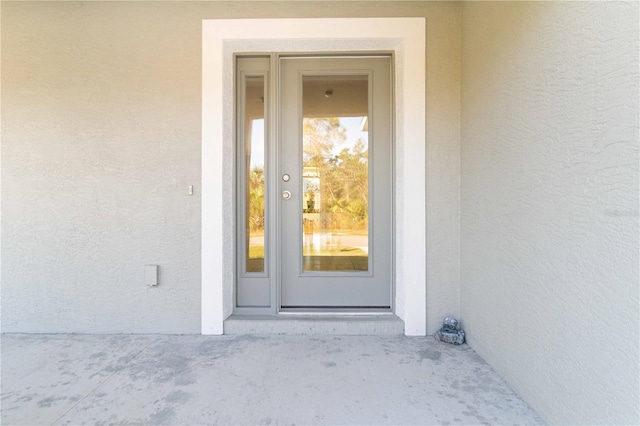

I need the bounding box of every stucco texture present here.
[1,1,461,334]
[461,2,639,424]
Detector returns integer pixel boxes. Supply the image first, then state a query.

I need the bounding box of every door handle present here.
[282,190,292,201]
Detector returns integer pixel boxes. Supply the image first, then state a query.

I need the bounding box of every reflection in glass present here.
[245,76,265,273]
[302,75,369,272]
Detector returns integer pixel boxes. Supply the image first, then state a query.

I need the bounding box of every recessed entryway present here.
[202,18,426,335]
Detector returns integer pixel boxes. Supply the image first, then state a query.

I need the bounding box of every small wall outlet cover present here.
[145,265,158,287]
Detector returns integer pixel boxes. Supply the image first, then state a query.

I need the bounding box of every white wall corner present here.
[201,23,225,335]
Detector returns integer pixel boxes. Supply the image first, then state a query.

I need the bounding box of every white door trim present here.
[202,18,426,335]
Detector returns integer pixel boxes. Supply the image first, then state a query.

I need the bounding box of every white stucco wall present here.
[461,2,639,424]
[1,1,461,334]
[2,1,204,333]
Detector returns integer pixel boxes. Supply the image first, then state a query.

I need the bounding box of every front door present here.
[236,55,393,311]
[280,56,392,309]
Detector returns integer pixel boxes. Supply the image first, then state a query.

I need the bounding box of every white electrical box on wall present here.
[145,265,158,287]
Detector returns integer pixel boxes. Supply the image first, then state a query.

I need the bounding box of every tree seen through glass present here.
[302,116,369,272]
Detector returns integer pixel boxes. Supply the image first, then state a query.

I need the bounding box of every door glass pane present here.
[245,76,265,273]
[301,75,369,272]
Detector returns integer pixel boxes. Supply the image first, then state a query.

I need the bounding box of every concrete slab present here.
[1,334,544,425]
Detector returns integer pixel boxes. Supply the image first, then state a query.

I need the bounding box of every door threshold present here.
[278,309,392,315]
[223,314,404,335]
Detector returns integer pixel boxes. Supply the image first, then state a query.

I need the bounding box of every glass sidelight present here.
[244,75,266,273]
[301,75,370,272]
[236,57,271,308]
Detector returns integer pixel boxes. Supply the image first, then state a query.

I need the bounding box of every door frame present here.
[202,18,426,335]
[235,54,394,313]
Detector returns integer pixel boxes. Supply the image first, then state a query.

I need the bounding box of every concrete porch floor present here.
[1,334,543,425]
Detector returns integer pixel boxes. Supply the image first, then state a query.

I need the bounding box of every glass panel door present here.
[302,75,369,272]
[280,56,392,309]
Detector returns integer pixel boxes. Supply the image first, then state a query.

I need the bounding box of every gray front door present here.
[279,56,392,308]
